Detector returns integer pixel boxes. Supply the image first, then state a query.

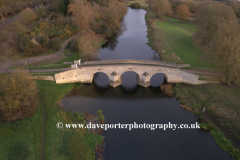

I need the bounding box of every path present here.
[0,32,80,71]
[164,17,195,35]
[0,3,52,28]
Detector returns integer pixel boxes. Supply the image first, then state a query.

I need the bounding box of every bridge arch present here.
[90,71,110,83]
[149,73,168,87]
[149,72,169,84]
[119,71,141,88]
[118,70,142,81]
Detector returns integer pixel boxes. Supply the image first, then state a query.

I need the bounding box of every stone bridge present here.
[54,60,199,88]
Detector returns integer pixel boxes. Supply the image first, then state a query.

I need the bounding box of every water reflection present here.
[98,8,159,60]
[152,51,161,61]
[101,35,119,51]
[60,7,235,160]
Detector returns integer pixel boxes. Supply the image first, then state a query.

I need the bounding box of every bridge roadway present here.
[54,60,199,88]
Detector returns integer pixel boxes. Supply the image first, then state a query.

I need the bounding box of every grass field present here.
[165,17,198,33]
[38,80,102,159]
[174,83,240,159]
[0,103,43,159]
[155,18,216,69]
[0,80,102,159]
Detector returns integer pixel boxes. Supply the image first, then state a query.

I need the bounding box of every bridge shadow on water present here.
[92,72,167,95]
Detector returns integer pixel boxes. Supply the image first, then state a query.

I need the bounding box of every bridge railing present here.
[81,59,190,68]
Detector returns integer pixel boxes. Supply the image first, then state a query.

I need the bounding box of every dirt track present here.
[0,32,80,72]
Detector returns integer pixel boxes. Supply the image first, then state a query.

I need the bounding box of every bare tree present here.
[194,1,240,85]
[0,72,38,121]
[149,0,172,21]
[76,30,103,61]
[68,0,94,33]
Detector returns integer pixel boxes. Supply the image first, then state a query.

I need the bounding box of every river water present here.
[61,8,235,160]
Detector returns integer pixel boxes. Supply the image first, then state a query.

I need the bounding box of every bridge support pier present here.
[137,72,151,88]
[109,71,122,88]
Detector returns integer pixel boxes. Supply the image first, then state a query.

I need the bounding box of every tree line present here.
[0,0,127,120]
[148,0,240,85]
[0,0,56,17]
[66,0,127,61]
[194,0,240,85]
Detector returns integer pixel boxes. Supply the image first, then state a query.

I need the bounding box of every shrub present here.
[69,39,78,51]
[129,2,141,9]
[18,8,36,25]
[93,22,111,35]
[0,73,38,121]
[48,37,60,51]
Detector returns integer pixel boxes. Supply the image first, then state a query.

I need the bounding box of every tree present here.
[36,3,46,19]
[0,26,17,60]
[18,8,36,25]
[149,0,172,21]
[214,19,240,85]
[0,13,4,25]
[76,30,103,61]
[176,5,191,22]
[67,0,94,33]
[49,37,60,51]
[59,0,69,15]
[194,1,240,85]
[182,0,197,14]
[0,73,38,121]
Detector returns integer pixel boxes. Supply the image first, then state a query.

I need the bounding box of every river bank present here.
[144,7,240,159]
[174,83,240,159]
[0,80,103,159]
[57,7,237,160]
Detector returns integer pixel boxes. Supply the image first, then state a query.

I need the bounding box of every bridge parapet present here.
[55,60,198,87]
[81,60,190,68]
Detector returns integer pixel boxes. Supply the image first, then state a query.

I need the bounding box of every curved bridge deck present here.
[54,60,199,88]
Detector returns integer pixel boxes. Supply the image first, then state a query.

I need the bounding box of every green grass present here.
[0,98,43,159]
[25,64,70,70]
[201,121,240,159]
[55,49,80,64]
[0,80,102,159]
[37,80,102,159]
[156,19,216,68]
[165,17,198,33]
[9,65,21,69]
[23,48,80,70]
[174,84,240,119]
[236,134,240,140]
[174,84,240,159]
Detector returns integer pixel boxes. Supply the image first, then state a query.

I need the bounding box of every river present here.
[60,8,235,160]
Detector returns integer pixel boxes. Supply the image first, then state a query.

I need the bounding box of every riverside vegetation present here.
[144,0,240,158]
[0,0,127,62]
[0,0,128,159]
[0,77,105,159]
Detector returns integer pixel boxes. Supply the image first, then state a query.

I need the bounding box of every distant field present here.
[156,19,215,69]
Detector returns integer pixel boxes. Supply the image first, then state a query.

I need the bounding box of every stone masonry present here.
[54,60,199,88]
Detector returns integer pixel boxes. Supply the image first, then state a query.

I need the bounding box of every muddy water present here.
[61,8,235,160]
